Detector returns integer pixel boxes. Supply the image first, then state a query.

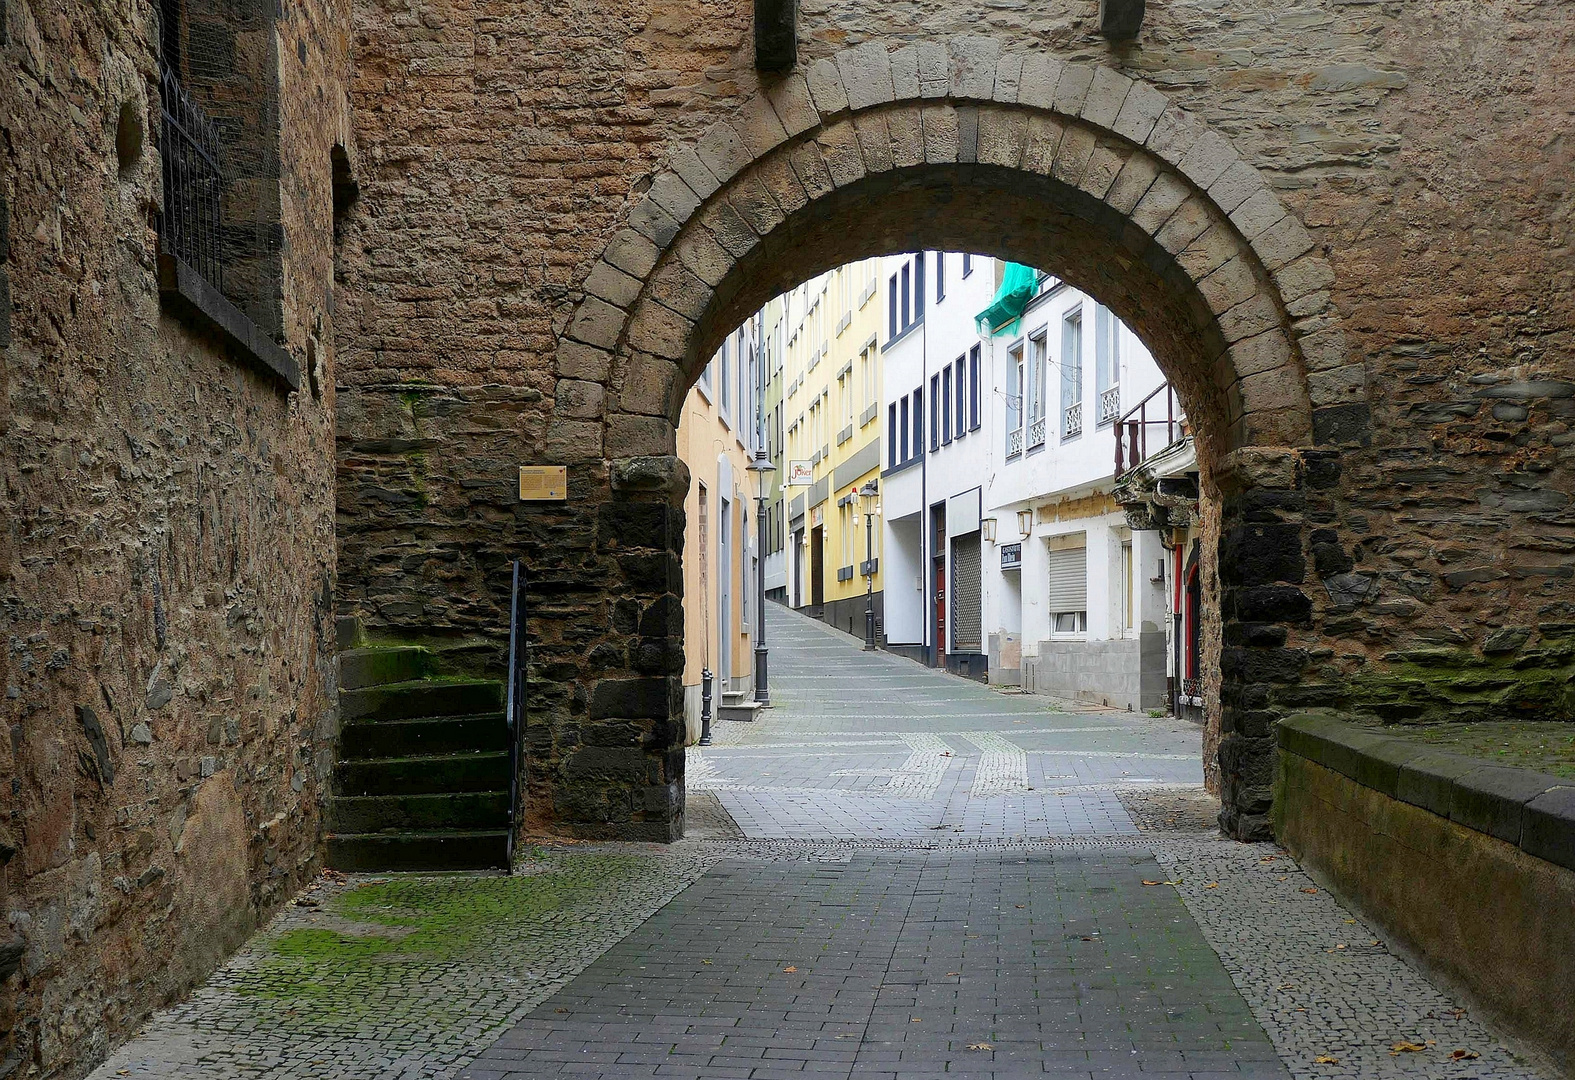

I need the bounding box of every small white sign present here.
[786,459,814,486]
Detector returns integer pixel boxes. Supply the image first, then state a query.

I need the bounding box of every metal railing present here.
[1063,401,1082,439]
[1007,426,1024,457]
[158,64,224,287]
[504,560,528,868]
[1028,416,1046,448]
[1099,385,1121,426]
[1113,383,1189,479]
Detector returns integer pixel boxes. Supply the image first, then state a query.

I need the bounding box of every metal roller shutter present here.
[1047,544,1088,613]
[952,532,982,651]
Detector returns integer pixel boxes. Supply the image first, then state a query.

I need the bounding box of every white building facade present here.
[879,252,999,675]
[980,275,1172,711]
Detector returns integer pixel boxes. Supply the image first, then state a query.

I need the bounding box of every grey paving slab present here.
[456,852,1288,1080]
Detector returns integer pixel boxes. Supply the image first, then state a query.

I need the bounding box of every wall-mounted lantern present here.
[1017,509,1034,538]
[981,517,997,543]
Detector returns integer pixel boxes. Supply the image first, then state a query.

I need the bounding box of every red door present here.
[933,556,947,665]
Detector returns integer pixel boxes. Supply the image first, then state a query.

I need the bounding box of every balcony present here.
[1007,426,1024,457]
[1113,383,1189,479]
[1028,416,1046,449]
[1063,401,1082,440]
[1099,385,1121,426]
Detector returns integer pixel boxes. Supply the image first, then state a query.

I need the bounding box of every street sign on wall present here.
[786,459,814,486]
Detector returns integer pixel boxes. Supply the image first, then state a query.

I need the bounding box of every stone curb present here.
[1276,713,1575,871]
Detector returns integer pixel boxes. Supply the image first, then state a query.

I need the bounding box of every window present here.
[1027,331,1047,448]
[841,370,853,431]
[840,267,851,324]
[841,502,854,568]
[1047,537,1088,636]
[900,396,910,462]
[901,264,911,329]
[861,343,876,410]
[720,335,732,418]
[929,373,940,451]
[962,253,973,277]
[1095,303,1121,426]
[1121,539,1135,632]
[968,345,981,431]
[889,403,898,467]
[697,483,710,605]
[914,254,926,322]
[941,365,953,444]
[888,275,898,339]
[1061,306,1083,440]
[1006,342,1024,456]
[936,252,945,302]
[913,386,924,457]
[954,355,966,436]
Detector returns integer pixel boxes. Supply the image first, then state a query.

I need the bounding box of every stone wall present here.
[0,0,351,1070]
[1023,631,1166,712]
[331,0,1575,846]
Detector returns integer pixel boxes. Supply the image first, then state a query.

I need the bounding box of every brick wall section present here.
[0,0,351,1072]
[335,2,1575,845]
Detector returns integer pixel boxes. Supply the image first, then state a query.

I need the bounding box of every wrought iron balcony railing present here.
[1028,415,1046,449]
[1007,426,1023,457]
[1113,383,1189,479]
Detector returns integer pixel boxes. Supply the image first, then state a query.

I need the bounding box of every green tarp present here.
[974,262,1039,337]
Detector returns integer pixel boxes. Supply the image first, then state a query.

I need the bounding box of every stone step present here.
[326,791,510,833]
[339,679,503,723]
[338,646,437,690]
[334,751,510,796]
[339,713,508,759]
[718,699,763,722]
[325,829,510,872]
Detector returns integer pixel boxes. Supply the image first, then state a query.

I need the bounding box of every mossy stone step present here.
[325,829,509,872]
[340,679,503,723]
[339,646,437,690]
[326,791,510,833]
[334,751,510,796]
[339,713,508,759]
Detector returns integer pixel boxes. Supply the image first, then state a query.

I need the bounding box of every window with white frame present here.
[1006,341,1024,456]
[1120,538,1135,632]
[861,342,876,412]
[1047,535,1088,635]
[1095,303,1121,426]
[1061,306,1083,440]
[1028,330,1047,448]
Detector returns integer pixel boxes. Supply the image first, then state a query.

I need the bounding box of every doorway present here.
[810,524,825,612]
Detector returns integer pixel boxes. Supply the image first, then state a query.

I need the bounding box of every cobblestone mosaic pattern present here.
[694,608,1202,841]
[457,851,1289,1080]
[88,607,1554,1080]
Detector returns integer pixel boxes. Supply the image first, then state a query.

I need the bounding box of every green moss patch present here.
[1348,719,1575,779]
[1345,640,1575,723]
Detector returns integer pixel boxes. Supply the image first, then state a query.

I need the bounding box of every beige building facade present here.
[676,321,761,742]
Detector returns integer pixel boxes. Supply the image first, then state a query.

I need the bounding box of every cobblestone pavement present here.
[692,606,1203,841]
[90,605,1552,1079]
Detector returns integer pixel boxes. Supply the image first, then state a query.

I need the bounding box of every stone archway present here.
[541,36,1360,842]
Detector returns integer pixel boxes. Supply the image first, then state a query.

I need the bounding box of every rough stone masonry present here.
[5,0,1575,1077]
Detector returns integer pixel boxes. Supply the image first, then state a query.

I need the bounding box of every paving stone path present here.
[91,605,1552,1080]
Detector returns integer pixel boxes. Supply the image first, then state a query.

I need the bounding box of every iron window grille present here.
[157,63,224,290]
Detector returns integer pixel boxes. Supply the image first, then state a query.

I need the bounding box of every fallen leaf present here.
[1300,887,1319,894]
[1390,1041,1428,1055]
[783,966,797,973]
[1314,1055,1339,1064]
[946,972,961,977]
[1277,983,1296,991]
[1015,904,1025,908]
[1205,882,1219,889]
[1260,856,1277,863]
[966,1042,993,1051]
[910,1017,921,1023]
[1344,919,1356,925]
[701,959,712,965]
[1449,1050,1480,1061]
[1142,880,1163,886]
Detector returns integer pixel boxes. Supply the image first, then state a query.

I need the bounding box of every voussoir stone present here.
[836,42,896,112]
[948,35,1002,100]
[762,74,819,139]
[806,57,850,116]
[1080,66,1132,129]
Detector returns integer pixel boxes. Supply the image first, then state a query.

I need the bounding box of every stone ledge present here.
[158,253,300,390]
[1277,713,1575,872]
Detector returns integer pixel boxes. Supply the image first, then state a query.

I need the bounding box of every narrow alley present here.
[92,606,1549,1080]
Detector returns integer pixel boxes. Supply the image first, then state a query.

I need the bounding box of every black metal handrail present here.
[1113,383,1189,479]
[504,560,527,868]
[158,64,224,287]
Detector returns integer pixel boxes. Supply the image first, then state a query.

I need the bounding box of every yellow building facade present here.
[676,320,759,743]
[781,260,885,639]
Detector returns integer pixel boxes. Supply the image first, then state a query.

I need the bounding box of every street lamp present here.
[747,446,776,705]
[858,480,880,651]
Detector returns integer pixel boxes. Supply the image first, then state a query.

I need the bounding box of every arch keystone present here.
[948,35,1003,99]
[993,53,1025,103]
